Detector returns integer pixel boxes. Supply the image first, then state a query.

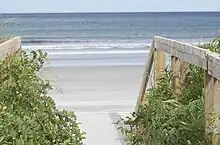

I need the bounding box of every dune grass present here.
[118,38,220,145]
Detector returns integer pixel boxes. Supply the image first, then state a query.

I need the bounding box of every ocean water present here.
[0,12,219,67]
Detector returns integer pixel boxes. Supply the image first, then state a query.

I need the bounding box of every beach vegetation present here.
[118,38,220,145]
[0,49,85,144]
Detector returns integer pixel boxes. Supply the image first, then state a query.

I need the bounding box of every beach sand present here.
[40,65,145,145]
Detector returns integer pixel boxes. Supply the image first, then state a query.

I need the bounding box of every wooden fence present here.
[0,36,21,59]
[136,36,220,144]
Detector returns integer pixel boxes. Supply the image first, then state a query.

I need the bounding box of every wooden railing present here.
[0,36,21,59]
[136,36,220,144]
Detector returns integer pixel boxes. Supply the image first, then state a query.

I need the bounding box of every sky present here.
[0,0,219,13]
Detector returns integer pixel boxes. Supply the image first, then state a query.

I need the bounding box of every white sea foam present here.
[22,38,209,52]
[22,42,151,50]
[46,50,149,55]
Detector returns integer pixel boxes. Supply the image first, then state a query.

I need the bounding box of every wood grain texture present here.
[154,36,220,80]
[154,50,166,86]
[204,71,214,121]
[0,37,21,59]
[211,78,220,145]
[207,52,220,80]
[135,41,155,112]
[213,79,220,113]
[171,56,181,95]
[140,36,220,144]
[154,36,207,70]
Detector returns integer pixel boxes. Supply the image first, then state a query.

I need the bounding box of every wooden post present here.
[135,41,155,112]
[212,78,220,145]
[171,57,189,96]
[204,71,220,145]
[205,71,214,123]
[171,56,181,95]
[180,61,190,85]
[213,79,220,113]
[205,71,214,144]
[154,51,165,86]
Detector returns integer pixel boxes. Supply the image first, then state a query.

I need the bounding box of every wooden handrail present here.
[135,40,155,112]
[0,36,21,59]
[136,36,220,145]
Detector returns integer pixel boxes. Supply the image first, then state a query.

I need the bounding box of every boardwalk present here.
[0,36,146,145]
[4,36,220,144]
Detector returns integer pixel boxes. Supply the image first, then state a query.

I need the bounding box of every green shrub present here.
[0,50,85,145]
[118,38,220,145]
[119,69,208,145]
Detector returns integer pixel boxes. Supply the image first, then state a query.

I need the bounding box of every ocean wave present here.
[23,43,151,50]
[22,39,93,44]
[47,50,149,55]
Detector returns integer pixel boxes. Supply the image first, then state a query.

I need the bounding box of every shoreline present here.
[40,65,145,113]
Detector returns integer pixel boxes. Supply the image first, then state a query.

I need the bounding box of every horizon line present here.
[0,11,220,14]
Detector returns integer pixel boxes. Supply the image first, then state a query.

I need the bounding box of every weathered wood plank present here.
[135,41,155,112]
[212,79,220,145]
[207,52,220,80]
[180,61,190,87]
[154,36,220,80]
[204,71,215,145]
[0,36,21,59]
[154,36,207,70]
[213,79,220,113]
[171,56,181,95]
[154,42,171,54]
[142,36,220,144]
[205,77,220,145]
[154,50,166,85]
[204,71,214,121]
[171,56,189,97]
[154,39,166,85]
[213,133,220,145]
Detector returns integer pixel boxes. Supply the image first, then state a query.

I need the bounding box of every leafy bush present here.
[119,69,208,145]
[0,50,85,144]
[118,38,220,145]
